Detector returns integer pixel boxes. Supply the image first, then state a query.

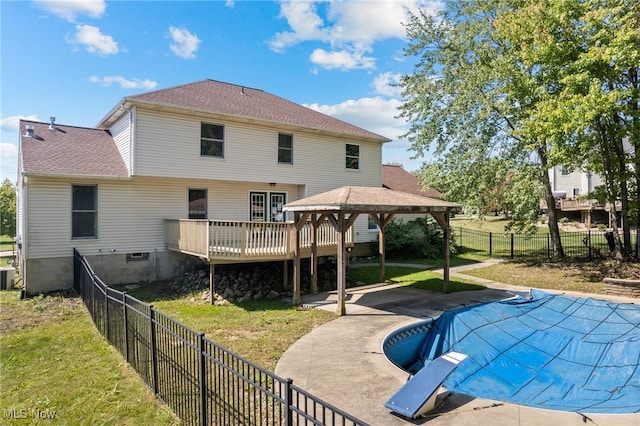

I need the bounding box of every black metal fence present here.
[453,228,636,261]
[73,249,368,426]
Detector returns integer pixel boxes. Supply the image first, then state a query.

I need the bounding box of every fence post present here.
[459,227,462,248]
[588,229,592,260]
[123,292,129,362]
[105,285,109,339]
[510,233,514,259]
[199,332,207,426]
[284,378,293,426]
[149,306,159,395]
[489,232,493,257]
[547,234,550,259]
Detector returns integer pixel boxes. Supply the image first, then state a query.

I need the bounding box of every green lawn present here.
[0,235,14,252]
[117,284,338,372]
[0,291,179,425]
[348,265,485,292]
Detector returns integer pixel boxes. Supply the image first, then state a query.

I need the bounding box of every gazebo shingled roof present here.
[283,186,457,213]
[283,186,460,315]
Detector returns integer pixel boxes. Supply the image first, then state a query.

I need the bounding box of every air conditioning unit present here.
[0,267,16,290]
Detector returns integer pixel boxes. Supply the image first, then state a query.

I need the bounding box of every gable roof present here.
[98,79,390,143]
[19,120,128,178]
[382,164,441,198]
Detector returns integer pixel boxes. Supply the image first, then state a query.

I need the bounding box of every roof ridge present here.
[20,119,108,132]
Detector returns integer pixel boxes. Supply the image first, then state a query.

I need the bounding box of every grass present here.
[461,259,621,294]
[116,284,337,371]
[348,265,485,292]
[450,215,513,233]
[0,290,179,425]
[0,235,15,252]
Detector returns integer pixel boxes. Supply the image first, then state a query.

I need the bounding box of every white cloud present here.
[304,94,430,169]
[310,47,375,70]
[269,0,442,70]
[69,24,119,56]
[372,72,403,97]
[33,0,106,22]
[306,96,405,140]
[168,26,201,59]
[0,115,40,131]
[89,76,157,90]
[225,0,235,8]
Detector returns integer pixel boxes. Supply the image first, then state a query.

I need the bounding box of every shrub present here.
[559,217,569,224]
[380,217,456,259]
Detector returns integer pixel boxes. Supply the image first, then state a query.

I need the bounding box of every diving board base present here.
[385,352,467,419]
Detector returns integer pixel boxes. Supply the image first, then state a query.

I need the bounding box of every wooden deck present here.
[165,219,354,263]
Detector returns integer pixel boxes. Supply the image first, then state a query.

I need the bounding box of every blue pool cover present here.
[417,290,640,413]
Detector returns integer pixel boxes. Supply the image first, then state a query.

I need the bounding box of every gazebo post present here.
[372,213,395,284]
[310,214,318,294]
[336,211,347,316]
[432,211,451,292]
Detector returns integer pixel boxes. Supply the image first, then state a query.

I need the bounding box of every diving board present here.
[385,352,467,419]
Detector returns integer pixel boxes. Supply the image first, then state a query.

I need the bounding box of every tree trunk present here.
[538,148,564,258]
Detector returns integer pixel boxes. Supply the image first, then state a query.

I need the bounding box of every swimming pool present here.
[382,290,640,414]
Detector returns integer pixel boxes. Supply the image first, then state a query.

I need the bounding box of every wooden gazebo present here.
[283,186,460,315]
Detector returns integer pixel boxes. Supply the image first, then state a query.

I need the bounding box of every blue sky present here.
[1,0,441,183]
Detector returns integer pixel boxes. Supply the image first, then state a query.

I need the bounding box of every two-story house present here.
[17,79,390,295]
[542,166,620,227]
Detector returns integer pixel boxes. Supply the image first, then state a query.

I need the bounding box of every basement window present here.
[126,252,149,262]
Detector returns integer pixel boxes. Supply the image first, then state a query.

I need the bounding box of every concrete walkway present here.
[275,261,640,426]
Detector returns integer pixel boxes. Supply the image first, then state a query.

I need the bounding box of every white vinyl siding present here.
[110,112,132,174]
[132,109,382,190]
[23,176,300,259]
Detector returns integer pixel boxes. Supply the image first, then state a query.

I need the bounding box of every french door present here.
[250,192,286,222]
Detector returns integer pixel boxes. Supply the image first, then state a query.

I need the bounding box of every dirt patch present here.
[0,293,84,337]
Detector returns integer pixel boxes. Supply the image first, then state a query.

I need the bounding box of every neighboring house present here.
[17,79,390,295]
[378,164,442,226]
[382,164,441,198]
[542,165,619,226]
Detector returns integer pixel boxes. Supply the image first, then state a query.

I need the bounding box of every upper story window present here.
[188,189,207,219]
[72,185,97,239]
[201,123,224,158]
[346,143,360,170]
[560,166,570,176]
[278,133,293,164]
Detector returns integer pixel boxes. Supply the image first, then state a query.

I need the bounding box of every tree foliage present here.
[400,0,639,257]
[1,179,16,237]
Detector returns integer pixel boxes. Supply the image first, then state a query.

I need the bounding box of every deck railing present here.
[165,219,353,260]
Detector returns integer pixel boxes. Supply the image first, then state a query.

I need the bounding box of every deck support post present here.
[292,212,302,305]
[209,263,215,304]
[283,260,288,289]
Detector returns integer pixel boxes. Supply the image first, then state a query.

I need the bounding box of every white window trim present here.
[345,143,361,171]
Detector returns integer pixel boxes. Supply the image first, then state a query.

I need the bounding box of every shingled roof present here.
[382,164,441,198]
[98,80,390,142]
[283,186,458,214]
[19,120,128,178]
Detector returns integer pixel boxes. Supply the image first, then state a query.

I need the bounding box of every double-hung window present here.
[278,133,293,164]
[72,185,97,239]
[201,123,224,158]
[346,143,360,170]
